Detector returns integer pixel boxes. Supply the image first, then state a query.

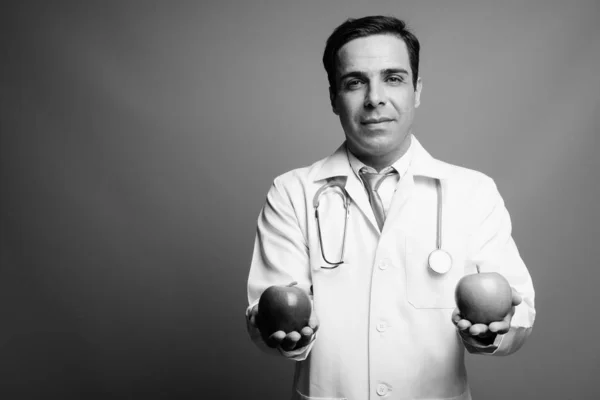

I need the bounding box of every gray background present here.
[1,0,599,399]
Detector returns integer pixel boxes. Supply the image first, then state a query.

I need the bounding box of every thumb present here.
[309,305,319,331]
[249,304,260,328]
[511,287,523,306]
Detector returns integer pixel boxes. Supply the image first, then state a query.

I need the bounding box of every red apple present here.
[256,281,311,339]
[455,268,513,325]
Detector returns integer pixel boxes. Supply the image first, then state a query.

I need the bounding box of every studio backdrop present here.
[1,1,599,399]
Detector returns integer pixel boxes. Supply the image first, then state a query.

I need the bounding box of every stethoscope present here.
[313,176,452,274]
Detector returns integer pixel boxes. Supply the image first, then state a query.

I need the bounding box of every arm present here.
[456,177,536,356]
[246,177,317,361]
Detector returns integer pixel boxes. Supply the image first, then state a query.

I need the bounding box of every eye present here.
[345,79,364,90]
[387,75,405,84]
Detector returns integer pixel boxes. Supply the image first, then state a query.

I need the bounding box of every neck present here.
[356,155,394,172]
[350,135,412,172]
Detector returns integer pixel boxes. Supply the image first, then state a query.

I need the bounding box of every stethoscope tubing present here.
[436,178,443,251]
[314,177,451,273]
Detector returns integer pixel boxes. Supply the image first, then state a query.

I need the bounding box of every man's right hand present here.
[248,303,319,352]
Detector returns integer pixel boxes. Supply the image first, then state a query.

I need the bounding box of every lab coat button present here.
[376,322,387,332]
[378,261,389,270]
[376,384,388,396]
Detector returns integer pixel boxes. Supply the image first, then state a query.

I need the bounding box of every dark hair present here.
[322,15,420,93]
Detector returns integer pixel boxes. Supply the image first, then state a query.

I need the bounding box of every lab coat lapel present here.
[384,173,415,234]
[384,137,451,233]
[409,136,451,180]
[314,143,381,232]
[345,172,381,232]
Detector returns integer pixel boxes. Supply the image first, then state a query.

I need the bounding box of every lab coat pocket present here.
[404,235,467,309]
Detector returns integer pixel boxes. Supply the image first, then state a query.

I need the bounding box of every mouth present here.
[360,118,395,125]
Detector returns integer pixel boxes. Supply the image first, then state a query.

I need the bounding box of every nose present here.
[364,82,386,108]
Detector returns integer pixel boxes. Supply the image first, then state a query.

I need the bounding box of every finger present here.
[456,319,472,331]
[301,326,314,338]
[511,287,523,306]
[469,324,489,337]
[281,331,302,352]
[248,305,259,326]
[489,320,510,334]
[266,330,286,348]
[489,307,515,334]
[308,310,319,332]
[505,306,516,321]
[451,309,462,325]
[295,326,315,349]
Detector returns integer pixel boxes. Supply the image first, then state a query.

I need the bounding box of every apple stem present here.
[287,281,298,287]
[476,265,481,274]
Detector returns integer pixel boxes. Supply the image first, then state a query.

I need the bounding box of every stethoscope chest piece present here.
[428,248,452,274]
[427,178,452,274]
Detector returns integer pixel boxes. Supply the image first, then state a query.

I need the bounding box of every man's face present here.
[331,34,422,165]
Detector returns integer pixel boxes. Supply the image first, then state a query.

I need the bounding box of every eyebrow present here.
[339,68,410,82]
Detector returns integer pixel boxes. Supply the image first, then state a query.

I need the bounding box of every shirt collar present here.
[313,134,450,182]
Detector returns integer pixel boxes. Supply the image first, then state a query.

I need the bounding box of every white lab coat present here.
[246,136,536,400]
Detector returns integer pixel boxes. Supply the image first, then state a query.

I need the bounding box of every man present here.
[246,15,535,400]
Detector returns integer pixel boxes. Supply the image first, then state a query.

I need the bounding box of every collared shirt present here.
[346,135,415,215]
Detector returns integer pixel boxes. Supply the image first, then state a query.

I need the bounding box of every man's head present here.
[323,16,420,94]
[323,16,423,169]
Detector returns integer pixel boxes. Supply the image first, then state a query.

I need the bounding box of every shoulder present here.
[269,154,330,198]
[411,136,496,192]
[445,161,496,189]
[436,159,504,213]
[419,150,502,206]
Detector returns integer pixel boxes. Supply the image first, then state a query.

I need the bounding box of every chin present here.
[353,141,392,158]
[363,134,394,148]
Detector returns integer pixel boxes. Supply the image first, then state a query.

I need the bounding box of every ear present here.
[329,87,339,115]
[414,77,423,108]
